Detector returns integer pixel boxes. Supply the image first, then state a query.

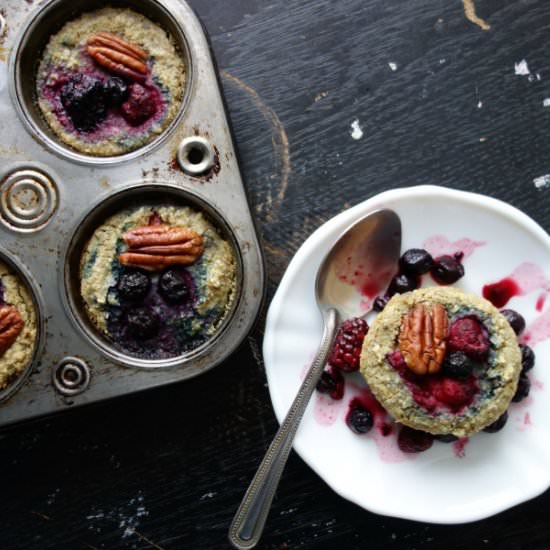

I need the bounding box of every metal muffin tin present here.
[0,0,264,426]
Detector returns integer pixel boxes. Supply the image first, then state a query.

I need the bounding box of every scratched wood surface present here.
[3,0,550,549]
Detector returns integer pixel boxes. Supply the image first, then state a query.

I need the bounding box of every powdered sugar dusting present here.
[515,59,530,76]
[350,119,364,140]
[533,174,550,189]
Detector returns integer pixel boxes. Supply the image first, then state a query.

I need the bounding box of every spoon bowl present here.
[229,209,401,549]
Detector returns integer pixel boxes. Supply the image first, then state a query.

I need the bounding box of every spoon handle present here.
[228,307,339,549]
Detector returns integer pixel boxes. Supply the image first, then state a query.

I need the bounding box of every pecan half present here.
[118,223,204,270]
[0,305,24,356]
[398,303,448,375]
[87,32,148,81]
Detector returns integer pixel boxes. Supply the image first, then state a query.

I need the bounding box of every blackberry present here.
[519,344,535,373]
[316,367,344,400]
[431,255,465,285]
[399,248,434,276]
[60,74,107,132]
[397,427,433,453]
[126,306,160,339]
[387,273,418,296]
[104,77,129,107]
[512,373,531,403]
[500,309,526,335]
[121,83,156,126]
[441,351,474,379]
[327,317,368,372]
[117,269,151,302]
[483,411,509,433]
[346,400,373,434]
[158,268,190,304]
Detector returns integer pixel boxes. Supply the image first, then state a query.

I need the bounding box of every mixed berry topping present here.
[60,74,108,132]
[388,273,419,296]
[316,367,344,400]
[431,377,477,409]
[447,316,490,360]
[500,309,526,335]
[399,248,434,276]
[430,254,465,285]
[125,305,160,339]
[117,269,151,302]
[346,399,374,434]
[441,351,474,379]
[512,373,531,403]
[158,268,190,305]
[328,317,368,372]
[121,83,157,126]
[519,344,535,373]
[397,427,434,453]
[483,411,509,433]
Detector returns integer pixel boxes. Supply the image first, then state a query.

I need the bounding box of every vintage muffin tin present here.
[0,0,264,426]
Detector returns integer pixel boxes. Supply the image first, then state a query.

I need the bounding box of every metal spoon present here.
[229,209,402,549]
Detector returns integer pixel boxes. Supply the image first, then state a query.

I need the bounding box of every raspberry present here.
[431,377,476,408]
[316,367,344,400]
[397,427,433,453]
[121,83,157,126]
[447,316,490,359]
[328,318,368,372]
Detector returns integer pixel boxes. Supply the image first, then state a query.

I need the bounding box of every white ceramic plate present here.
[263,185,550,523]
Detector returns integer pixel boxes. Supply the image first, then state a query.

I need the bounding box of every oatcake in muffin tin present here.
[360,287,522,437]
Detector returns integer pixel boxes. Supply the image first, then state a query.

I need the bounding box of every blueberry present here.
[441,351,474,379]
[60,74,107,132]
[388,273,418,296]
[117,269,151,302]
[512,373,531,403]
[126,306,160,339]
[104,77,128,107]
[346,401,373,434]
[158,268,190,304]
[315,367,344,400]
[519,343,535,373]
[399,248,434,276]
[431,255,465,285]
[483,411,509,433]
[373,295,390,312]
[397,427,433,453]
[434,434,459,443]
[500,309,526,335]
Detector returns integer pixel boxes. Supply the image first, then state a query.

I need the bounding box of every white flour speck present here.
[543,99,550,107]
[439,58,446,64]
[533,175,550,189]
[388,62,397,71]
[515,60,530,76]
[477,100,483,108]
[537,73,542,80]
[350,119,363,140]
[200,491,217,500]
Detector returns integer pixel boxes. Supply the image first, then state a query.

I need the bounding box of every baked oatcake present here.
[360,287,521,437]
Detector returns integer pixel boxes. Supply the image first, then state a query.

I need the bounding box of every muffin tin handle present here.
[228,307,339,549]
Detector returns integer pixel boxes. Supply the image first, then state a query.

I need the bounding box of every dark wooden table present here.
[3,1,550,548]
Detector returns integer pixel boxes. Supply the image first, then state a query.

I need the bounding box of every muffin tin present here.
[0,0,264,426]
